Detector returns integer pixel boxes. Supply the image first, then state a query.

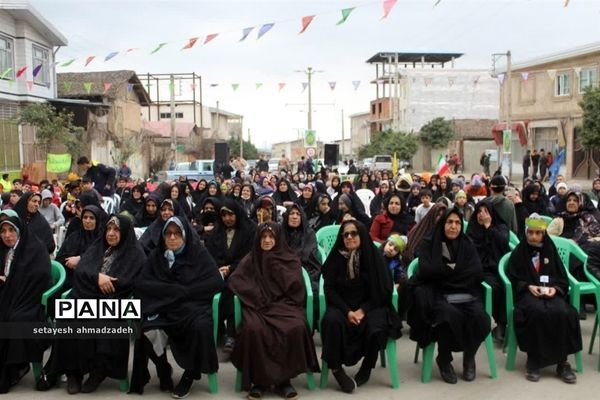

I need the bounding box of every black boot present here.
[462,353,476,381]
[436,356,457,384]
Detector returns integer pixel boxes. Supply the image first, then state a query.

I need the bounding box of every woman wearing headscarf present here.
[547,191,600,282]
[466,200,510,342]
[178,182,195,221]
[328,176,341,198]
[369,180,391,217]
[434,176,454,202]
[65,190,107,238]
[12,192,55,254]
[0,216,51,393]
[253,195,279,224]
[522,182,550,217]
[336,193,371,229]
[236,184,256,219]
[296,183,315,215]
[130,216,224,397]
[192,179,208,205]
[229,222,320,399]
[404,202,448,263]
[308,193,336,232]
[370,193,415,243]
[119,184,144,217]
[355,172,376,192]
[272,179,298,208]
[282,204,321,311]
[49,215,145,394]
[205,199,256,352]
[139,199,179,256]
[56,205,104,290]
[134,194,160,228]
[321,220,401,393]
[506,214,581,383]
[202,181,224,203]
[407,207,490,384]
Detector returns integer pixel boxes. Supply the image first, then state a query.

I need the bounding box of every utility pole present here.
[169,74,177,164]
[506,50,513,179]
[296,67,323,130]
[341,109,345,162]
[240,116,244,159]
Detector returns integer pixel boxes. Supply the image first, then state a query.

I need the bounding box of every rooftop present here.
[0,1,68,46]
[366,52,463,65]
[499,42,600,72]
[141,120,197,138]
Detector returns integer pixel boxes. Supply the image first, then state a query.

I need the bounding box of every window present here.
[0,35,14,80]
[32,45,49,85]
[159,112,184,118]
[555,72,571,96]
[579,67,598,93]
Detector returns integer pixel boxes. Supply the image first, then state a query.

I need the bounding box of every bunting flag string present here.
[204,34,219,45]
[278,82,286,91]
[182,37,199,50]
[104,51,119,61]
[328,81,336,91]
[150,43,167,54]
[433,0,443,6]
[240,27,254,42]
[299,15,316,34]
[103,82,112,94]
[352,80,361,90]
[210,83,219,87]
[16,66,27,78]
[126,48,138,53]
[382,0,398,20]
[84,56,95,67]
[337,7,355,25]
[83,82,93,94]
[44,82,51,89]
[32,64,43,78]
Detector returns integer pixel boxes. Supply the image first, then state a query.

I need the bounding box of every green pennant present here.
[83,82,93,94]
[150,43,167,54]
[232,84,239,91]
[0,68,12,79]
[336,7,355,25]
[255,83,263,90]
[61,59,76,67]
[63,81,72,91]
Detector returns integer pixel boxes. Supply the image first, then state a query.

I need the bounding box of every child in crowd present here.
[454,190,474,222]
[380,234,408,318]
[406,183,422,216]
[414,189,433,224]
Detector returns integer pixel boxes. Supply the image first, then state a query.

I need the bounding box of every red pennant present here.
[190,84,197,91]
[16,66,27,78]
[26,80,33,90]
[299,15,316,34]
[85,56,96,67]
[278,83,286,91]
[182,37,199,50]
[204,34,218,45]
[382,0,398,20]
[103,82,112,94]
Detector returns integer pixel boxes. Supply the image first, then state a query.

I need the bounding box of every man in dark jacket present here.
[77,156,116,196]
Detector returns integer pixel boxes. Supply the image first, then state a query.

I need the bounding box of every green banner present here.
[46,153,72,173]
[502,129,512,154]
[304,129,317,147]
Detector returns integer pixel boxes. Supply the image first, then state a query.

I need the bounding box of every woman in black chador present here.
[0,216,50,393]
[407,207,490,384]
[12,192,55,254]
[506,213,581,384]
[131,216,225,398]
[320,220,401,393]
[49,215,145,394]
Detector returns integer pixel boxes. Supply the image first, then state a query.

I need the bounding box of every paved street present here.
[7,314,600,399]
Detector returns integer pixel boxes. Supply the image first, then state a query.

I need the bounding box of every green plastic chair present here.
[407,258,497,383]
[316,225,340,262]
[233,268,316,392]
[498,235,598,372]
[541,215,553,225]
[318,278,400,389]
[508,231,519,250]
[32,260,66,381]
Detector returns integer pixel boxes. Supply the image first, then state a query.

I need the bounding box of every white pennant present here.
[497,73,506,85]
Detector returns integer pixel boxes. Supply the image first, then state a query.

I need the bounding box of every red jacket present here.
[370,212,413,243]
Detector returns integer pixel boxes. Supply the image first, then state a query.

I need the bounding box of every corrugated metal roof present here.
[57,71,151,105]
[366,52,463,64]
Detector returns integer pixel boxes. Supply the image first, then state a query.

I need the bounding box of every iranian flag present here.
[436,154,450,176]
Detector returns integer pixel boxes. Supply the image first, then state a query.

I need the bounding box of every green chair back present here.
[316,225,340,259]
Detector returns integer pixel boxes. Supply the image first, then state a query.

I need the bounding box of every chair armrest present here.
[61,288,73,300]
[302,268,314,331]
[407,259,418,279]
[41,262,66,311]
[498,253,514,326]
[392,285,398,312]
[234,295,241,328]
[318,276,325,332]
[481,281,492,316]
[212,293,221,346]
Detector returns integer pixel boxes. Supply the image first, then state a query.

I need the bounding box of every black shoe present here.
[332,368,356,393]
[274,380,298,400]
[463,355,476,382]
[223,336,235,354]
[526,369,541,382]
[492,324,506,343]
[556,362,576,384]
[247,384,267,400]
[354,366,371,387]
[80,373,105,393]
[437,359,457,384]
[171,371,194,399]
[66,374,82,395]
[35,371,57,391]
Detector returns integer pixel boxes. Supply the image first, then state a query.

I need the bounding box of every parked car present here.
[158,159,215,182]
[372,155,393,171]
[268,158,281,172]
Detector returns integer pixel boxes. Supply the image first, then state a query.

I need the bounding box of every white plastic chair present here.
[355,189,375,217]
[134,227,147,240]
[102,196,115,214]
[276,205,287,220]
[112,193,121,211]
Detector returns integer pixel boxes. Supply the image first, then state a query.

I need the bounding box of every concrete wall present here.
[349,112,370,157]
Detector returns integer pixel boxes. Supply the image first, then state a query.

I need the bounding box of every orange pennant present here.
[85,56,96,67]
[182,37,199,50]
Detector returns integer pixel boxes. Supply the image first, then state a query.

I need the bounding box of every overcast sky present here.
[29,0,600,148]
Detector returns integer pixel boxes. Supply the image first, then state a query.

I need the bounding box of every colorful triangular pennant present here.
[16,66,27,78]
[190,83,197,91]
[352,80,361,90]
[0,68,12,79]
[26,80,33,90]
[103,82,112,94]
[63,81,73,91]
[83,82,93,94]
[497,73,506,85]
[127,83,134,92]
[204,34,218,45]
[150,43,167,54]
[337,8,355,25]
[232,84,239,91]
[521,72,530,81]
[255,83,263,90]
[278,83,286,92]
[85,56,95,67]
[61,59,75,67]
[257,23,274,40]
[302,82,308,92]
[182,37,199,50]
[104,51,119,62]
[240,27,254,42]
[382,0,398,20]
[328,81,336,91]
[32,64,43,78]
[299,15,316,34]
